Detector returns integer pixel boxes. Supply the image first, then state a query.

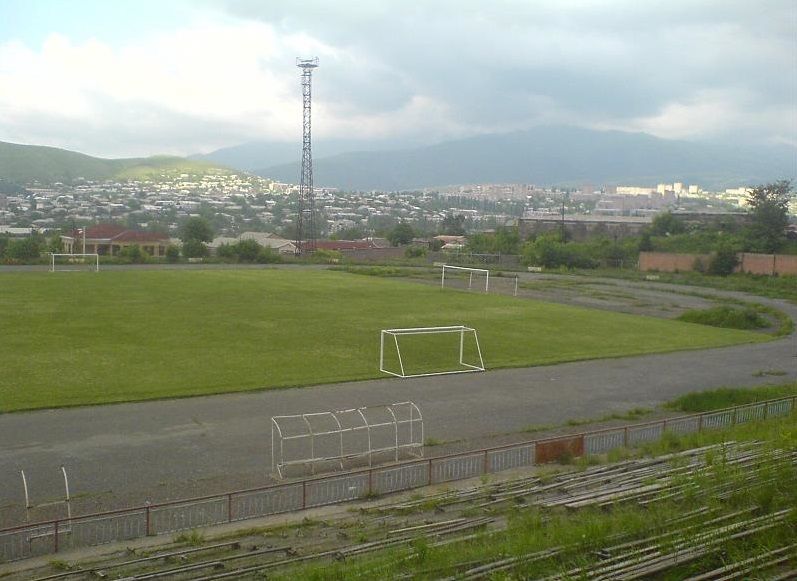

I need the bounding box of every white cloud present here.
[0,20,446,156]
[0,1,794,157]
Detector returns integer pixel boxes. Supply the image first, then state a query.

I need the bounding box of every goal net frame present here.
[380,325,485,378]
[441,264,489,292]
[441,264,520,296]
[50,253,100,272]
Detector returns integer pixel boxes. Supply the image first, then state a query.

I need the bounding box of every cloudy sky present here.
[0,0,794,158]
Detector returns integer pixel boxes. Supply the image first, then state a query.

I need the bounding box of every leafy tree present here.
[47,233,64,254]
[388,221,415,246]
[119,244,149,264]
[707,244,739,276]
[745,180,792,253]
[217,243,237,260]
[0,235,9,257]
[467,227,520,254]
[235,239,262,262]
[330,227,365,240]
[5,237,42,261]
[439,213,466,235]
[165,244,181,263]
[638,231,654,252]
[405,245,427,258]
[650,212,686,236]
[182,239,209,258]
[257,246,283,264]
[493,226,520,254]
[179,217,214,244]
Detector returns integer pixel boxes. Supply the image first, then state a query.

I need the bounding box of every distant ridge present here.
[0,141,234,185]
[256,126,796,191]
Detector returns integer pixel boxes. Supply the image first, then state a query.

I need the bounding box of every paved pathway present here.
[1,278,795,523]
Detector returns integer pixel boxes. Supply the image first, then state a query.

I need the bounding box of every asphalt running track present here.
[1,278,795,523]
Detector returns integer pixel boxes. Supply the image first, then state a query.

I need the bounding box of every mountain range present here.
[1,126,794,190]
[252,126,795,191]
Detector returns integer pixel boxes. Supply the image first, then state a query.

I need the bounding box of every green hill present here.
[0,141,234,184]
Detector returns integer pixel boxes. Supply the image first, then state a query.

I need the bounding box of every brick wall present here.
[639,252,711,272]
[774,254,797,276]
[738,253,776,275]
[640,251,797,276]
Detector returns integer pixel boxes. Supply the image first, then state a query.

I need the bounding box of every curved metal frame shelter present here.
[271,401,423,479]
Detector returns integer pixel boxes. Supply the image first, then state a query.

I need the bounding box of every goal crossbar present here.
[380,325,485,378]
[50,253,99,272]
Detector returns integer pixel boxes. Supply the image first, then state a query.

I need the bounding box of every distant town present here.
[2,170,790,243]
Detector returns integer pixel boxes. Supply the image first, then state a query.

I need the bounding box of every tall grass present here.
[666,383,797,412]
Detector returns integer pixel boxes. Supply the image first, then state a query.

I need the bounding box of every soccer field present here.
[0,269,769,411]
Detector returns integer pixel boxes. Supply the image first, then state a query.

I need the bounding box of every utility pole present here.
[294,57,319,254]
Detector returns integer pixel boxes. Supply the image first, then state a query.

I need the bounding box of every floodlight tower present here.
[295,57,319,254]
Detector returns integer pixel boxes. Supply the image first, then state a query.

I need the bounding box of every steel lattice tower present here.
[295,57,319,254]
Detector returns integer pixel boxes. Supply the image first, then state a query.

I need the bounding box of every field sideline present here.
[0,269,769,412]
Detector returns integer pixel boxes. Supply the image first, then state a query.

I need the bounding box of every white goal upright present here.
[441,264,518,296]
[380,325,485,378]
[50,253,99,272]
[441,265,489,292]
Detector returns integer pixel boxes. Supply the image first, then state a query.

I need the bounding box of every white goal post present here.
[380,325,485,378]
[441,265,489,292]
[50,253,99,272]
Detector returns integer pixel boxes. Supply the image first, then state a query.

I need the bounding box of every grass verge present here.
[677,305,769,330]
[665,383,797,413]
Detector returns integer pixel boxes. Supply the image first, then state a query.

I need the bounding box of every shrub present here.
[119,244,149,264]
[165,245,180,263]
[677,306,769,330]
[235,239,262,262]
[5,237,42,261]
[405,245,427,258]
[182,239,209,258]
[217,243,237,260]
[257,247,283,264]
[308,249,341,263]
[707,246,739,276]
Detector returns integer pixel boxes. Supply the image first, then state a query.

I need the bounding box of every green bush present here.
[257,247,283,264]
[165,245,181,263]
[234,239,261,262]
[677,306,769,330]
[707,246,739,276]
[5,237,42,261]
[405,245,427,258]
[310,249,342,264]
[119,244,149,264]
[182,239,209,258]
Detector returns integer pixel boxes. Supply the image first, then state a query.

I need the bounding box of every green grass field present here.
[0,269,770,412]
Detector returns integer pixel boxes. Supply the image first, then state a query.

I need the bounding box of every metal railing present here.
[1,395,794,563]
